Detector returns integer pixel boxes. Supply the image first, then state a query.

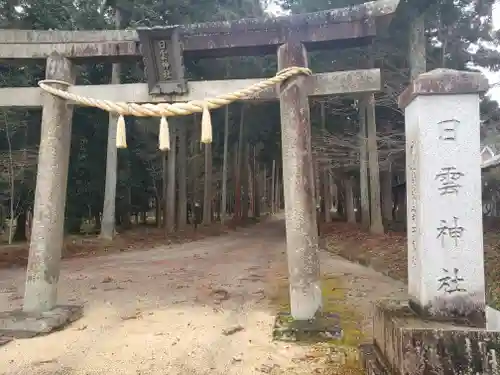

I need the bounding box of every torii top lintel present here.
[136,0,436,58]
[139,0,398,58]
[0,0,436,61]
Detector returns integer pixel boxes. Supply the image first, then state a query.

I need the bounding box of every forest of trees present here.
[0,0,499,243]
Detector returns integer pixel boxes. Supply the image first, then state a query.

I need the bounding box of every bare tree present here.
[312,128,405,171]
[0,112,38,243]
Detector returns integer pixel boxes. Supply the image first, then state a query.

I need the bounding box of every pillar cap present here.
[398,68,489,109]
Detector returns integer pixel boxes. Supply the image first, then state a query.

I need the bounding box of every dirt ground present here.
[0,215,407,375]
[0,221,236,270]
[322,221,500,310]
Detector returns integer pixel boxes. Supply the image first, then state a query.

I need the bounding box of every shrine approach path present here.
[0,215,407,375]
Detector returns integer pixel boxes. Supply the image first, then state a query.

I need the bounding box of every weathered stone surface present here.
[273,312,342,342]
[0,305,83,339]
[277,42,321,321]
[398,68,489,109]
[409,296,486,328]
[23,53,75,313]
[402,69,486,327]
[369,299,500,375]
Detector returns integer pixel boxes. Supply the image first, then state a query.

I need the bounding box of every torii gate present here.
[0,0,429,346]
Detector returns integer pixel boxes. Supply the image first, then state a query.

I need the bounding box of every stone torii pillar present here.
[101,5,122,240]
[24,53,76,313]
[0,53,82,338]
[277,42,322,321]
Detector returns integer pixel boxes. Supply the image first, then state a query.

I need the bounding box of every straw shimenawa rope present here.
[38,66,312,150]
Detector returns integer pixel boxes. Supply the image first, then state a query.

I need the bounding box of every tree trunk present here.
[320,103,332,223]
[122,155,132,230]
[249,145,259,218]
[221,106,229,224]
[162,151,168,229]
[345,177,356,223]
[26,209,33,241]
[155,194,161,227]
[13,210,27,242]
[191,114,201,226]
[241,142,249,220]
[5,114,15,245]
[275,164,281,212]
[366,94,384,234]
[271,160,276,213]
[313,157,321,208]
[277,173,282,210]
[232,144,239,219]
[409,14,426,81]
[358,99,370,230]
[381,169,393,221]
[235,105,245,220]
[177,123,187,230]
[93,207,101,230]
[254,162,261,218]
[261,164,269,213]
[203,142,212,225]
[248,159,253,217]
[101,7,121,240]
[166,126,177,232]
[330,177,339,219]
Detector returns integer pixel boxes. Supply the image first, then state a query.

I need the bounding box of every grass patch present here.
[268,274,365,374]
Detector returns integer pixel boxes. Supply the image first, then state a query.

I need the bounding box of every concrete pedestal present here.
[361,69,500,375]
[0,305,82,340]
[399,69,489,327]
[273,311,342,342]
[361,299,500,375]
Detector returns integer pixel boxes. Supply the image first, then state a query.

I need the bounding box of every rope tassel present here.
[159,116,170,151]
[116,114,127,148]
[200,105,212,144]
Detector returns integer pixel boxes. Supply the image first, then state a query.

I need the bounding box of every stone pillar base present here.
[273,311,342,342]
[0,305,83,340]
[408,297,486,328]
[360,299,500,375]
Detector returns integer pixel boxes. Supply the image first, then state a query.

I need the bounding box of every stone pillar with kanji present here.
[398,68,489,327]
